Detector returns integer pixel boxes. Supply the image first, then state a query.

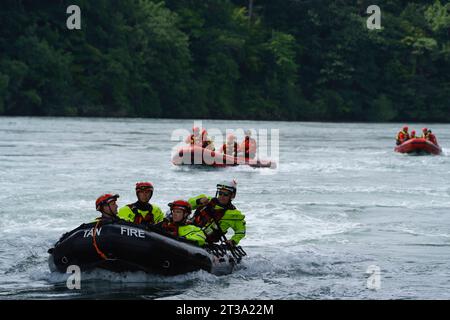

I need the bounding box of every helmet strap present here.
[101,203,114,218]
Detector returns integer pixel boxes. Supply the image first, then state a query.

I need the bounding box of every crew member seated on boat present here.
[427,129,438,145]
[118,182,164,226]
[201,129,215,151]
[240,130,257,159]
[410,130,416,139]
[396,126,410,145]
[188,180,246,246]
[155,200,206,247]
[95,193,119,222]
[221,134,239,157]
[420,128,429,139]
[185,126,202,145]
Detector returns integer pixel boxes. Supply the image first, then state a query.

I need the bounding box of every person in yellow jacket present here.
[155,200,206,247]
[188,180,246,246]
[117,182,164,226]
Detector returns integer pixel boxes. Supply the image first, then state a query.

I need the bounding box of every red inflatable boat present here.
[172,145,276,168]
[395,138,442,155]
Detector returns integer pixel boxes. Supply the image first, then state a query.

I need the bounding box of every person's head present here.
[168,200,191,224]
[428,129,432,134]
[96,194,119,216]
[192,126,200,137]
[216,180,237,205]
[226,134,236,144]
[411,130,416,136]
[135,182,154,203]
[422,127,428,134]
[403,126,408,132]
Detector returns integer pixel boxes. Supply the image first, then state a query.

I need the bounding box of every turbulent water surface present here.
[0,117,449,300]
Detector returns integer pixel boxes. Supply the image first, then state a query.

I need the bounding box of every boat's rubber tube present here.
[395,138,442,155]
[172,145,276,168]
[48,221,238,276]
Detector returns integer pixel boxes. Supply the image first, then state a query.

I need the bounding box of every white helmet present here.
[216,180,237,198]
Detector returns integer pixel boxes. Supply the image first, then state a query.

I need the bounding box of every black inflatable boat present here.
[48,221,244,276]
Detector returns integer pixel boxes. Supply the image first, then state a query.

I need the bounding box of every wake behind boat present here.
[48,220,245,276]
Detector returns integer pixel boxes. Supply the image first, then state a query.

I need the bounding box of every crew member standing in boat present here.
[118,182,164,226]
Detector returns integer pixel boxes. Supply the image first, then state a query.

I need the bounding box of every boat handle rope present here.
[92,220,108,260]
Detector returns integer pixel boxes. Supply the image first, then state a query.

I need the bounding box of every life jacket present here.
[187,134,201,145]
[193,200,236,243]
[161,221,179,237]
[242,137,257,157]
[396,131,409,142]
[428,133,437,145]
[127,202,154,224]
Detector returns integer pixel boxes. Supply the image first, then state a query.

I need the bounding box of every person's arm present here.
[151,204,164,223]
[117,206,134,222]
[180,226,206,246]
[220,209,246,245]
[188,194,211,210]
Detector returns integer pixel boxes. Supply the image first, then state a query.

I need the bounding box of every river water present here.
[0,117,449,299]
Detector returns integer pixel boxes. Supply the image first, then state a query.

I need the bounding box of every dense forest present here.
[0,0,449,121]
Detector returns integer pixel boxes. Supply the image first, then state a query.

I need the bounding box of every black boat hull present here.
[48,222,237,276]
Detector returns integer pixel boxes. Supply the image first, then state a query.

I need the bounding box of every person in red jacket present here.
[427,129,438,145]
[240,130,257,159]
[410,130,416,139]
[221,134,239,157]
[185,126,201,145]
[396,126,410,145]
[420,127,429,139]
[201,129,215,150]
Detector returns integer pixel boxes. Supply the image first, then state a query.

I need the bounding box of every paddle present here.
[195,200,247,260]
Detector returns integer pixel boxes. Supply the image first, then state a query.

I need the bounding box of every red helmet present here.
[411,130,416,135]
[403,126,408,132]
[192,127,200,134]
[201,129,208,136]
[95,194,119,211]
[422,127,428,133]
[135,182,154,192]
[168,200,191,216]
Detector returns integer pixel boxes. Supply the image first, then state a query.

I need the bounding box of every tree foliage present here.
[0,0,449,121]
